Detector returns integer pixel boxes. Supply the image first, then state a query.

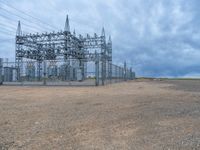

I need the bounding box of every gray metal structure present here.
[1,15,135,86]
[0,58,3,84]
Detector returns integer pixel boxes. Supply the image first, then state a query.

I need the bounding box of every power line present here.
[0,30,15,35]
[0,38,15,43]
[0,26,16,34]
[0,30,15,37]
[0,26,15,34]
[0,22,17,31]
[0,13,42,33]
[0,13,36,32]
[0,3,101,36]
[0,1,57,30]
[0,7,46,32]
[0,6,51,32]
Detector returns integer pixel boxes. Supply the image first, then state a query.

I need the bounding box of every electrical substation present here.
[0,15,135,86]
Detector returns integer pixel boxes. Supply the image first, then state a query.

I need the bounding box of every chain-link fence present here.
[0,59,135,86]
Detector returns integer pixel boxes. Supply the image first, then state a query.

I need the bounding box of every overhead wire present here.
[0,7,48,32]
[0,29,15,36]
[0,38,15,43]
[0,13,39,33]
[0,22,17,31]
[0,1,57,30]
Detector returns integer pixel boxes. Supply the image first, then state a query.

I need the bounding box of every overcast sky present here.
[0,0,200,77]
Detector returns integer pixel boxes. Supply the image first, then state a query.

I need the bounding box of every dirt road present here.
[0,80,200,149]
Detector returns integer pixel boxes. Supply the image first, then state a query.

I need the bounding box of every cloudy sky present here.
[0,0,200,77]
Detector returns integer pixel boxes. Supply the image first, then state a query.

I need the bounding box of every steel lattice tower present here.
[15,15,112,84]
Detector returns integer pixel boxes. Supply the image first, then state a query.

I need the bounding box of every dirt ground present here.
[0,79,200,150]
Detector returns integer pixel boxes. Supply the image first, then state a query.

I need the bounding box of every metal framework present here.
[0,58,2,84]
[0,15,135,86]
[15,15,113,85]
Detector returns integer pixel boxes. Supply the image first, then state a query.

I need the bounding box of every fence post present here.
[109,63,112,84]
[124,61,127,81]
[37,61,41,81]
[0,58,3,85]
[114,65,116,83]
[16,59,22,83]
[117,66,119,82]
[101,59,105,86]
[121,67,123,81]
[130,67,133,80]
[43,61,47,85]
[95,51,99,86]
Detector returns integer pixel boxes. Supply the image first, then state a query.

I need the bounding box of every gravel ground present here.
[0,79,200,150]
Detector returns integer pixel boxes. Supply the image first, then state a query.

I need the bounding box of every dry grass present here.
[0,80,200,149]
